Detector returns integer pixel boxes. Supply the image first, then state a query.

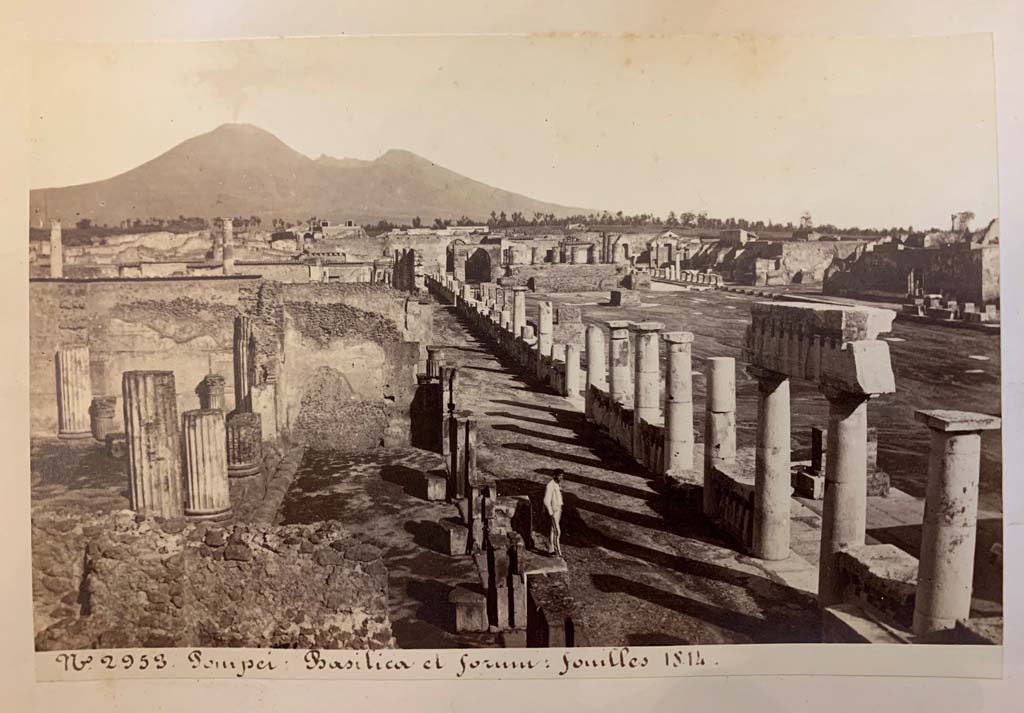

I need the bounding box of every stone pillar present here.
[817,387,871,604]
[500,310,512,332]
[233,316,255,413]
[565,344,582,399]
[122,370,183,518]
[568,245,577,264]
[226,411,262,477]
[197,374,226,411]
[89,396,118,442]
[750,367,791,560]
[49,219,63,278]
[703,357,737,517]
[512,287,527,339]
[56,346,93,439]
[584,325,607,416]
[631,322,664,459]
[182,409,232,520]
[588,245,598,264]
[606,320,632,405]
[662,331,695,477]
[912,410,1001,635]
[426,346,445,379]
[537,301,554,373]
[222,219,235,276]
[530,246,539,265]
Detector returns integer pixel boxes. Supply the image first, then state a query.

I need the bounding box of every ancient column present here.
[226,411,262,477]
[89,396,118,442]
[122,370,183,518]
[49,219,63,278]
[817,386,871,604]
[912,410,1001,635]
[565,344,582,399]
[500,310,512,332]
[56,346,93,439]
[568,245,577,264]
[182,409,232,520]
[588,245,598,264]
[536,301,554,377]
[233,316,255,413]
[662,331,695,477]
[512,287,527,339]
[197,374,226,411]
[606,320,632,406]
[222,219,235,276]
[530,246,539,265]
[584,324,607,417]
[631,322,664,460]
[750,366,791,560]
[426,346,445,379]
[703,357,737,517]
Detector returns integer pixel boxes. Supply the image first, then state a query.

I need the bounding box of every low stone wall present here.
[501,264,627,292]
[33,512,394,650]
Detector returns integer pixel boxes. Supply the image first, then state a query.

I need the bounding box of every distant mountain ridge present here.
[30,123,595,226]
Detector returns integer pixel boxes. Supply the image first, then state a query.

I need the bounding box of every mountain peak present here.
[376,148,432,166]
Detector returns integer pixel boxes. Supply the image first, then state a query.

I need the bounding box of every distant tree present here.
[76,218,93,230]
[412,216,422,228]
[665,211,678,226]
[952,211,975,232]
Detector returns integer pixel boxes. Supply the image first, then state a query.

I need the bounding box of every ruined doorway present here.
[464,248,493,283]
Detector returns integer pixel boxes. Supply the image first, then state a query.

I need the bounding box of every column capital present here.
[606,320,632,335]
[629,321,665,333]
[915,409,1001,433]
[512,286,528,293]
[819,383,874,404]
[746,365,788,384]
[661,331,694,345]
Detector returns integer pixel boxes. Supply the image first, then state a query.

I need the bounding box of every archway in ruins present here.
[464,247,493,283]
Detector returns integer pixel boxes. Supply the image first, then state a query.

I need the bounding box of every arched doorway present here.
[465,248,493,283]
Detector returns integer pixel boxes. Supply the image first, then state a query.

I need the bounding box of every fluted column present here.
[233,316,255,413]
[56,346,92,439]
[426,346,445,379]
[226,411,262,477]
[703,357,737,517]
[631,321,664,460]
[182,409,232,520]
[662,331,695,477]
[122,370,183,518]
[197,374,226,411]
[750,366,791,560]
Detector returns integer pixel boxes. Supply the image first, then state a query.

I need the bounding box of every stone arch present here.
[464,247,493,283]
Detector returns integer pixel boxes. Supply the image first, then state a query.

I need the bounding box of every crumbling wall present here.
[502,264,627,292]
[33,511,394,651]
[922,244,1000,305]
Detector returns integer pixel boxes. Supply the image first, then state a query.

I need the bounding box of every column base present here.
[228,462,261,478]
[58,430,93,441]
[185,506,233,521]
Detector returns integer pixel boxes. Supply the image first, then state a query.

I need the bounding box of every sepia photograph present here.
[24,31,1004,669]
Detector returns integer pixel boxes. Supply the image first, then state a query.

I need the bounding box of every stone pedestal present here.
[606,320,632,405]
[89,396,118,443]
[703,357,737,518]
[56,346,93,439]
[512,287,527,340]
[631,322,664,458]
[182,409,232,520]
[122,370,183,518]
[817,387,870,604]
[197,374,226,411]
[662,331,695,477]
[750,367,791,560]
[912,410,1001,635]
[565,344,582,398]
[233,316,255,413]
[584,325,607,417]
[226,411,262,478]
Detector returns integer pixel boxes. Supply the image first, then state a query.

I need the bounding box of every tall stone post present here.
[912,410,1001,635]
[662,331,695,477]
[704,357,737,517]
[565,344,582,399]
[122,370,183,518]
[584,324,607,418]
[631,322,664,460]
[222,219,235,276]
[56,345,93,439]
[588,245,598,264]
[49,219,63,278]
[536,301,554,377]
[606,320,632,406]
[182,409,232,520]
[500,310,512,332]
[817,386,871,604]
[512,287,527,339]
[197,374,226,411]
[233,316,255,413]
[426,346,444,379]
[530,246,539,265]
[750,366,791,560]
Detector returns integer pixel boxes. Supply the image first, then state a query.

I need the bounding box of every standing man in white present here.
[543,469,565,556]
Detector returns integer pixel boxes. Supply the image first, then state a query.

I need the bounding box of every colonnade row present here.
[650,265,723,287]
[428,272,1000,637]
[52,316,265,521]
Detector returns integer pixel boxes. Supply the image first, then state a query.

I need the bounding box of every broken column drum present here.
[182,409,232,520]
[226,411,262,477]
[233,316,256,413]
[606,320,632,405]
[197,374,226,411]
[89,396,118,442]
[912,410,1001,635]
[56,345,93,439]
[632,322,664,459]
[122,370,184,519]
[662,331,695,477]
[703,357,737,518]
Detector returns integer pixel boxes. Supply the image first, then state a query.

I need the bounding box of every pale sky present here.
[28,34,998,229]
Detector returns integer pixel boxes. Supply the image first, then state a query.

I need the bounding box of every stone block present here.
[434,518,469,556]
[609,289,641,307]
[835,543,918,629]
[792,468,825,499]
[422,472,447,501]
[866,470,890,497]
[450,586,489,633]
[499,629,528,647]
